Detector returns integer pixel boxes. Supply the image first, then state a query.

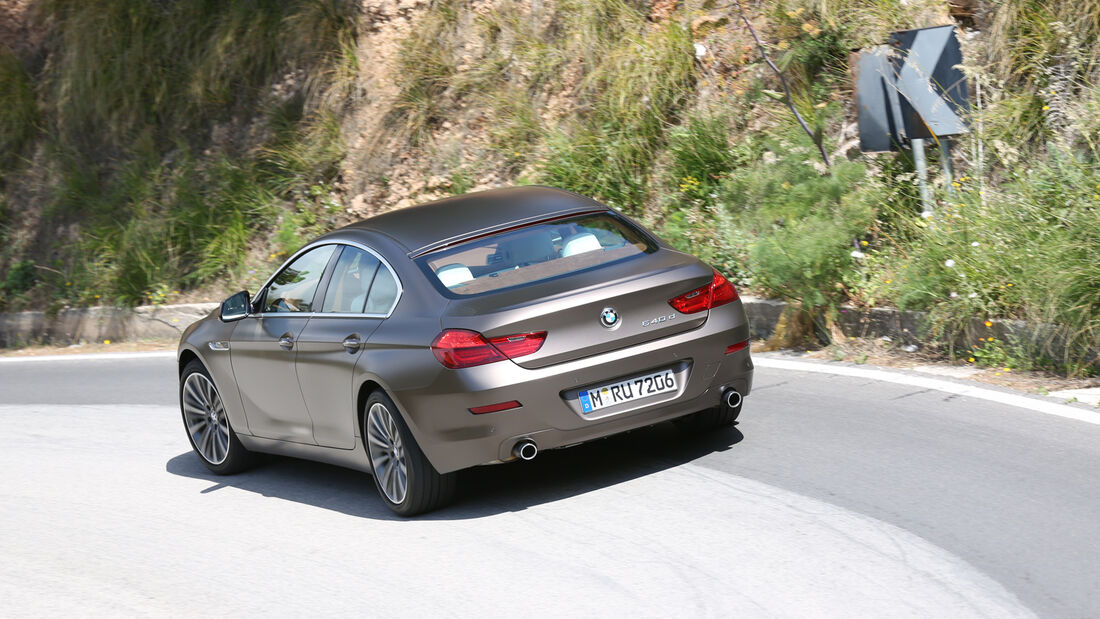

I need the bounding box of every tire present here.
[363,390,456,517]
[180,359,256,475]
[674,402,741,433]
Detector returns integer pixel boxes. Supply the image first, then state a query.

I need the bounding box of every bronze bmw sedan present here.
[178,186,753,515]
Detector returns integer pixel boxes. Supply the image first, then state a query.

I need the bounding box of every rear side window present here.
[320,245,401,315]
[417,213,656,296]
[321,247,381,313]
[364,266,398,314]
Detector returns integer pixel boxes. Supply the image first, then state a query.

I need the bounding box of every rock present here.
[350,193,370,215]
[692,15,730,36]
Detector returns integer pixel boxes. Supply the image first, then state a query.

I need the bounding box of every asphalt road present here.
[2,352,1099,617]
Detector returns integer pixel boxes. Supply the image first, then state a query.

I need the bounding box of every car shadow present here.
[165,422,743,521]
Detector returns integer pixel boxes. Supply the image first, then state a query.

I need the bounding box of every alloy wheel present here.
[181,373,231,465]
[366,402,409,505]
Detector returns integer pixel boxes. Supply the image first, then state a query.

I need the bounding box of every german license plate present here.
[579,369,677,413]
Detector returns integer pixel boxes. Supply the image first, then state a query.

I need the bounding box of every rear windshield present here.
[417,212,657,296]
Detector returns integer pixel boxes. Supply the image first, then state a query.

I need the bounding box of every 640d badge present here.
[642,314,676,327]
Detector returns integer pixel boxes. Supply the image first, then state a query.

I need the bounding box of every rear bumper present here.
[393,303,753,474]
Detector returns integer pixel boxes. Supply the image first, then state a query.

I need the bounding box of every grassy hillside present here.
[1,0,1097,374]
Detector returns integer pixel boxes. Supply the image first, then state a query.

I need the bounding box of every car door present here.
[295,244,402,449]
[230,244,337,444]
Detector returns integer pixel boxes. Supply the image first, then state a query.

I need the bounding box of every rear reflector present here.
[725,340,749,355]
[669,269,739,314]
[469,400,522,414]
[431,329,547,369]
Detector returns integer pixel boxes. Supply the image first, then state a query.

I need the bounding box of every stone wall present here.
[0,303,218,348]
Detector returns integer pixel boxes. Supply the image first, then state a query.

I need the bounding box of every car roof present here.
[339,186,608,257]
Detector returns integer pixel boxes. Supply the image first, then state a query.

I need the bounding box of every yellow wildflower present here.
[967,357,975,363]
[104,339,111,345]
[777,40,790,51]
[984,320,993,327]
[860,240,868,246]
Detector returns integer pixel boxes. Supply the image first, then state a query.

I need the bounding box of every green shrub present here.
[12,0,356,305]
[731,162,871,310]
[666,115,743,201]
[880,148,1099,375]
[40,0,356,155]
[0,50,38,171]
[539,20,695,211]
[1,260,37,297]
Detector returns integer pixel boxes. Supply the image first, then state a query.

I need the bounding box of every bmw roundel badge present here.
[600,307,620,328]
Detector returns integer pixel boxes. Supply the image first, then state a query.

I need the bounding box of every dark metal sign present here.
[856,25,969,152]
[855,46,905,152]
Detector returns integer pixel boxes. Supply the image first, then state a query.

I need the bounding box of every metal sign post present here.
[912,138,933,214]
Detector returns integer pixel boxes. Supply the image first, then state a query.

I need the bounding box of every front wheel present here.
[364,390,456,516]
[180,359,256,474]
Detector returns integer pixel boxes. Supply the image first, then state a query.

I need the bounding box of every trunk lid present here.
[443,250,713,369]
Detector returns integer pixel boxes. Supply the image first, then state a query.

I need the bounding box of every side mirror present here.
[219,290,251,322]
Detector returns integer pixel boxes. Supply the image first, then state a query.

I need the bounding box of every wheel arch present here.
[353,376,424,453]
[178,347,201,375]
[356,378,385,438]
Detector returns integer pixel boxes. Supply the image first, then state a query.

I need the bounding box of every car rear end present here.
[396,210,753,473]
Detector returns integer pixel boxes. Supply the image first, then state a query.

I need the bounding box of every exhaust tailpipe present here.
[513,439,538,461]
[724,389,742,409]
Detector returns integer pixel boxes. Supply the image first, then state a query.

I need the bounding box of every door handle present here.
[278,334,295,350]
[342,335,361,353]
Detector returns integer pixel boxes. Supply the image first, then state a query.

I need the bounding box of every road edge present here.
[754,355,1100,426]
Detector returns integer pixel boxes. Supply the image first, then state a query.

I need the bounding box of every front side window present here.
[263,245,335,313]
[417,213,656,296]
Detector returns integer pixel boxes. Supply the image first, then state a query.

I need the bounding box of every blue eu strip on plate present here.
[579,391,593,413]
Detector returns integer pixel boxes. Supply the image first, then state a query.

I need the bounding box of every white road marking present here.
[0,404,1037,617]
[754,356,1100,426]
[0,351,176,363]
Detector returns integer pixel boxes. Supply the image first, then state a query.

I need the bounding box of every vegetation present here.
[1,0,1097,374]
[0,0,357,306]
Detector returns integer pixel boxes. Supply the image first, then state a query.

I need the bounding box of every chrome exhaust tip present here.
[724,389,742,409]
[513,439,538,461]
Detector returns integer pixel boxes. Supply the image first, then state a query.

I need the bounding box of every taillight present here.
[669,269,739,314]
[431,329,547,369]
